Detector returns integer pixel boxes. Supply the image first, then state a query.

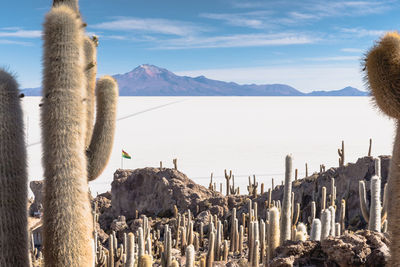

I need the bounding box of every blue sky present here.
[1,0,399,92]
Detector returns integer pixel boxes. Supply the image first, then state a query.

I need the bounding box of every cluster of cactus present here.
[247,175,259,198]
[358,158,388,232]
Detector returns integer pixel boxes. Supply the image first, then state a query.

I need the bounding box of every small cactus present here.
[311,219,321,241]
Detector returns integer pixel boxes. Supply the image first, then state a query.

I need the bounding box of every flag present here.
[122,150,131,159]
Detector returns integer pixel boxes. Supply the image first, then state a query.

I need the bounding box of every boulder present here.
[111,168,223,220]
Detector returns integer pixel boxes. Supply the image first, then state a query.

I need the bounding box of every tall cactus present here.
[42,5,94,265]
[311,219,321,241]
[225,169,232,196]
[364,32,400,264]
[280,155,293,244]
[0,70,29,266]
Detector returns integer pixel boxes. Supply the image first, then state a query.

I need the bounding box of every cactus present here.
[308,201,316,224]
[268,207,280,262]
[311,219,321,241]
[126,233,135,267]
[368,138,372,156]
[321,186,327,212]
[321,209,331,240]
[329,206,336,236]
[340,199,346,233]
[359,159,386,232]
[330,178,336,208]
[247,175,258,198]
[225,169,232,196]
[209,173,213,191]
[138,254,152,267]
[335,223,341,237]
[338,141,345,166]
[280,155,293,244]
[186,245,195,267]
[238,225,244,255]
[206,231,215,267]
[305,163,308,177]
[42,5,94,265]
[0,70,29,266]
[173,158,178,170]
[229,174,239,195]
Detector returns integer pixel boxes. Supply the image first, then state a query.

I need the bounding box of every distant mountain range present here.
[22,64,368,96]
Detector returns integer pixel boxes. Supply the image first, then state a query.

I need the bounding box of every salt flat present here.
[23,96,394,196]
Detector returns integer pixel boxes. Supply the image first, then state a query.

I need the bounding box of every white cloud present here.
[91,17,207,36]
[199,12,269,29]
[0,30,41,38]
[0,39,33,46]
[341,48,364,53]
[175,64,364,92]
[155,33,317,49]
[304,56,361,61]
[341,27,386,37]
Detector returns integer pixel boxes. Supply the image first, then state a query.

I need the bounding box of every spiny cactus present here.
[329,206,336,236]
[268,207,280,262]
[311,219,321,241]
[126,233,135,267]
[321,209,331,240]
[138,254,152,267]
[186,245,195,267]
[0,70,29,266]
[206,231,215,267]
[340,199,346,233]
[338,141,345,166]
[280,155,293,244]
[230,174,239,195]
[225,169,232,196]
[53,0,79,12]
[42,5,94,265]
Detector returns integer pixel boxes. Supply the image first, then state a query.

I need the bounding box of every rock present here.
[270,230,389,266]
[29,180,44,216]
[111,167,223,219]
[110,215,128,232]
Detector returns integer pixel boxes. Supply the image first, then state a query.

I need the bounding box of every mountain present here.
[21,64,368,96]
[306,86,368,96]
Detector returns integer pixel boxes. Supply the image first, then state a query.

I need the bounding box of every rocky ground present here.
[29,155,391,266]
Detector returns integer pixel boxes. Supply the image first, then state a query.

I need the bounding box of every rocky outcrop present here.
[249,156,390,230]
[111,168,223,220]
[270,230,390,267]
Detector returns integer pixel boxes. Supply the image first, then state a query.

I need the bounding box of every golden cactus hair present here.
[364,32,400,119]
[42,5,93,266]
[0,69,29,266]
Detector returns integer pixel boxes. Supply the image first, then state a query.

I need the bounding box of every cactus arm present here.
[87,76,118,181]
[42,5,94,266]
[0,70,29,266]
[359,180,370,223]
[83,36,97,148]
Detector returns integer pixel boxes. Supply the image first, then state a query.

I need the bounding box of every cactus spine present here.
[0,70,29,266]
[42,5,94,266]
[280,155,293,244]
